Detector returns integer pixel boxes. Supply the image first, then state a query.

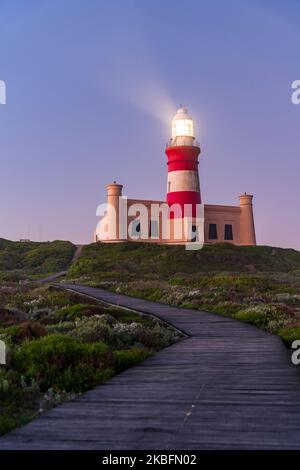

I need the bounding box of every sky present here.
[0,0,299,248]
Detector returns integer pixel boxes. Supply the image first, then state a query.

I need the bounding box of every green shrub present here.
[0,324,21,342]
[45,321,76,335]
[0,368,39,436]
[0,322,47,345]
[0,239,76,275]
[114,348,151,372]
[278,327,300,347]
[234,309,268,328]
[0,415,29,437]
[27,287,94,311]
[13,334,113,393]
[42,303,105,324]
[68,316,112,343]
[203,302,243,316]
[234,304,291,331]
[169,276,186,286]
[133,323,181,350]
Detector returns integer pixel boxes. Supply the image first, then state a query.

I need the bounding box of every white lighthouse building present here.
[95,107,256,247]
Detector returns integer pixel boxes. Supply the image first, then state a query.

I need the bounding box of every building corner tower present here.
[239,193,256,246]
[106,182,123,241]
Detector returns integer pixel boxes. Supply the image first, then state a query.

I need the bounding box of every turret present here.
[239,193,256,245]
[106,182,123,241]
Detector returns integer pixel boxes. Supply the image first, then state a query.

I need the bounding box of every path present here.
[0,284,299,449]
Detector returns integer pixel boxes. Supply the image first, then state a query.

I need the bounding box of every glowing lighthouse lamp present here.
[171,106,195,145]
[166,107,204,246]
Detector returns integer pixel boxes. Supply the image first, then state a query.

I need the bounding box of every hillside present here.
[0,239,76,280]
[68,242,300,280]
[1,239,300,345]
[67,242,300,347]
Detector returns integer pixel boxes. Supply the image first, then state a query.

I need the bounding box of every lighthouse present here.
[165,107,201,219]
[97,104,257,247]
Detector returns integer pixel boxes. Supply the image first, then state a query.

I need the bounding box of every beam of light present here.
[95,3,175,130]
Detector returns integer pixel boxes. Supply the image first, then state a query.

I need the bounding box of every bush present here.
[29,308,54,321]
[25,287,95,311]
[278,327,300,347]
[13,334,113,393]
[68,316,112,343]
[109,321,176,350]
[46,321,76,335]
[1,322,47,345]
[42,304,106,324]
[0,325,21,346]
[0,239,76,275]
[234,309,268,328]
[234,304,291,331]
[0,308,25,326]
[114,348,151,372]
[130,322,181,350]
[0,368,39,436]
[14,322,47,344]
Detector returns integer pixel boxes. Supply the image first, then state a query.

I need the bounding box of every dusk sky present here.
[0,0,299,248]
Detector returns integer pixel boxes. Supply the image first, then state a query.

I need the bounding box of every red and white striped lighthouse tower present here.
[166,107,201,219]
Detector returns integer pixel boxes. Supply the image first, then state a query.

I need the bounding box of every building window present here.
[191,225,198,242]
[224,224,233,241]
[132,220,141,237]
[149,220,159,238]
[208,223,218,240]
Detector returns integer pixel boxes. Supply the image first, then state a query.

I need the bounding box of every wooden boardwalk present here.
[1,283,300,449]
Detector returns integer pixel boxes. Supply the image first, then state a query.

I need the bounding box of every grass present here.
[0,239,76,281]
[278,327,300,347]
[68,242,300,279]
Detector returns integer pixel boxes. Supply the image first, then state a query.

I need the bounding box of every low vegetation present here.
[0,284,181,436]
[67,242,300,347]
[0,239,76,281]
[1,240,300,437]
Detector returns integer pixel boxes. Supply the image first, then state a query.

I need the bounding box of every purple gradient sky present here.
[0,0,299,248]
